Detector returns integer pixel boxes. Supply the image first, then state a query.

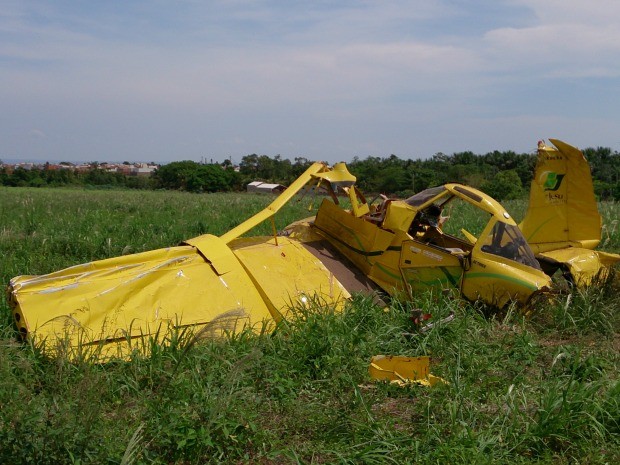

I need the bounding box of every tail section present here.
[519,139,602,253]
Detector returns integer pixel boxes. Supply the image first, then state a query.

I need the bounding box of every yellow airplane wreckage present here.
[7,139,618,360]
[520,139,620,286]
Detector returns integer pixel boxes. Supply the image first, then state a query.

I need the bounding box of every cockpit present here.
[480,222,541,269]
[400,185,542,270]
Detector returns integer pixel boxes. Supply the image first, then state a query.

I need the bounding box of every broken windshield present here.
[480,222,541,269]
[405,186,447,207]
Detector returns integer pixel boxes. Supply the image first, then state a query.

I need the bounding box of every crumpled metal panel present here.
[538,248,620,287]
[369,355,446,387]
[8,162,357,360]
[8,239,273,359]
[230,236,351,313]
[8,233,352,360]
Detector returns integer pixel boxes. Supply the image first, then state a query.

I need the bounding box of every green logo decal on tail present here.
[543,172,565,191]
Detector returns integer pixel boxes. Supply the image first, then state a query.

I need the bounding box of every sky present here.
[1,0,619,164]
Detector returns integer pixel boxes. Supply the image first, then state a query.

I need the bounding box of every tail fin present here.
[519,139,601,253]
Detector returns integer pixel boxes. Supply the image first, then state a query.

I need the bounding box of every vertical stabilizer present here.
[519,139,601,253]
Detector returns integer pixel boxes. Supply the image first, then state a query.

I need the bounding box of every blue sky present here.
[1,0,619,164]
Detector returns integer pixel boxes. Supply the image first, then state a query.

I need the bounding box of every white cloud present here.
[0,1,479,112]
[482,1,620,76]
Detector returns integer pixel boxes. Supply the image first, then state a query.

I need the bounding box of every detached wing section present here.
[7,162,360,360]
[8,241,267,359]
[8,235,350,360]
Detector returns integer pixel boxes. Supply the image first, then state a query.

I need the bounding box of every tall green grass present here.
[1,187,619,464]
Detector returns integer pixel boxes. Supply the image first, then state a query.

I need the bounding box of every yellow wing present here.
[8,162,357,360]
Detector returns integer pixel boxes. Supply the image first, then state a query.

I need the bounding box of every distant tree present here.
[480,169,524,201]
[377,166,410,194]
[238,154,294,184]
[45,168,77,186]
[291,157,312,178]
[255,155,276,180]
[7,167,32,187]
[349,156,383,191]
[239,154,260,176]
[125,175,155,190]
[153,161,237,192]
[451,151,477,165]
[29,177,45,188]
[272,155,292,183]
[83,168,123,186]
[154,161,199,190]
[584,146,620,199]
[193,164,232,193]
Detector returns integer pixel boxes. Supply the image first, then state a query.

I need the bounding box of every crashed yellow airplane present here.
[6,139,616,359]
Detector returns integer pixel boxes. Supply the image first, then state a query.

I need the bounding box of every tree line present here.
[1,146,619,200]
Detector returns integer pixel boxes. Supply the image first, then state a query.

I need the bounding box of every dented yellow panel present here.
[229,236,350,315]
[314,198,394,274]
[7,162,361,360]
[369,355,446,387]
[9,240,274,359]
[382,201,416,232]
[538,248,620,287]
[460,254,548,309]
[8,231,352,359]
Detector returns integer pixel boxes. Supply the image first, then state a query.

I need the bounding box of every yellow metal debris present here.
[369,355,447,387]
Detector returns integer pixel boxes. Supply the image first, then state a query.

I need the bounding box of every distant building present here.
[0,160,160,177]
[130,163,158,176]
[247,181,286,194]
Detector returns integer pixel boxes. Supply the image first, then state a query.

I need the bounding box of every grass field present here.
[1,187,619,464]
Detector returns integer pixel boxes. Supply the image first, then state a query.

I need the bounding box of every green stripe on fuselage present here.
[315,224,391,257]
[404,266,461,289]
[374,262,403,281]
[465,272,538,291]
